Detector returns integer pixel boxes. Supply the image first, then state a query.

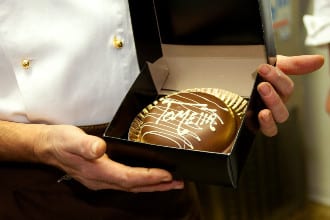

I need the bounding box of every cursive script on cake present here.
[141,94,230,149]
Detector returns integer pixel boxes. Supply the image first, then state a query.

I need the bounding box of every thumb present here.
[80,136,107,160]
[276,54,324,75]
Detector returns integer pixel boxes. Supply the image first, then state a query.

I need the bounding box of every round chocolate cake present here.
[129,89,246,153]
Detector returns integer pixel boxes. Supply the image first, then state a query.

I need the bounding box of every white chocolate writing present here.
[156,101,221,132]
[141,93,230,149]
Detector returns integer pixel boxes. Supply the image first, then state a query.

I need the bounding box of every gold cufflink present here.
[21,59,30,69]
[113,36,123,49]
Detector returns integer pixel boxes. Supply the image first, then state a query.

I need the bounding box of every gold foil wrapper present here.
[128,88,248,147]
[182,88,248,120]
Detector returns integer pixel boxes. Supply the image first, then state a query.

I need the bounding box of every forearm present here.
[0,120,46,162]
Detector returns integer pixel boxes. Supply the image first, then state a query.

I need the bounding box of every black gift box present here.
[103,0,276,188]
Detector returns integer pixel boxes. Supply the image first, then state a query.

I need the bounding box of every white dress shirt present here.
[303,0,330,46]
[0,0,140,125]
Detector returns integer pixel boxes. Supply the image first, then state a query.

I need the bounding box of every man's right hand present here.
[1,122,184,192]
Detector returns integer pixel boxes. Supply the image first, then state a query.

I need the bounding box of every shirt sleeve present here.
[303,0,330,46]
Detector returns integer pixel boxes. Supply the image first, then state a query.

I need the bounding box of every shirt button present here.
[113,36,124,49]
[21,59,30,69]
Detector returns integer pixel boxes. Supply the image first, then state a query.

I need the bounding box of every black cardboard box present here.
[103,0,276,188]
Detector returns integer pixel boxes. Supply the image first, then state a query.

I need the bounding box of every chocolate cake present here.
[129,89,247,153]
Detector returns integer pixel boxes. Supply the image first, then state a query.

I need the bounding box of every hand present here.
[256,54,324,137]
[35,124,183,192]
[327,89,330,114]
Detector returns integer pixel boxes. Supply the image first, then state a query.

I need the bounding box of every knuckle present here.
[80,179,101,191]
[88,185,101,191]
[268,129,278,137]
[276,111,289,123]
[283,80,295,98]
[265,93,281,107]
[118,172,135,190]
[262,126,278,137]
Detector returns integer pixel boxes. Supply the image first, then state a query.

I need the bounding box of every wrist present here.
[31,124,54,165]
[0,121,52,163]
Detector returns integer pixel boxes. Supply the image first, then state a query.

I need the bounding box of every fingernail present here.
[259,65,271,76]
[173,181,184,189]
[258,84,271,96]
[162,175,172,182]
[275,68,283,77]
[91,141,99,156]
[261,111,272,123]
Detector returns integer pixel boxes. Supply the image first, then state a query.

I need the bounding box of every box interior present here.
[150,44,266,97]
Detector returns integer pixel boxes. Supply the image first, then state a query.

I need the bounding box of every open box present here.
[103,0,276,188]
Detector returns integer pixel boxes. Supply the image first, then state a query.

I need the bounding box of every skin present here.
[257,54,325,137]
[327,89,330,114]
[0,54,325,192]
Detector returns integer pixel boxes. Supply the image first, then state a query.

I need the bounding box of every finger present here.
[66,130,107,160]
[129,180,184,193]
[257,82,289,123]
[114,165,174,188]
[46,125,106,160]
[258,109,278,137]
[326,89,330,114]
[257,64,294,102]
[83,136,107,159]
[86,178,184,192]
[66,152,177,191]
[276,55,324,75]
[87,159,175,189]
